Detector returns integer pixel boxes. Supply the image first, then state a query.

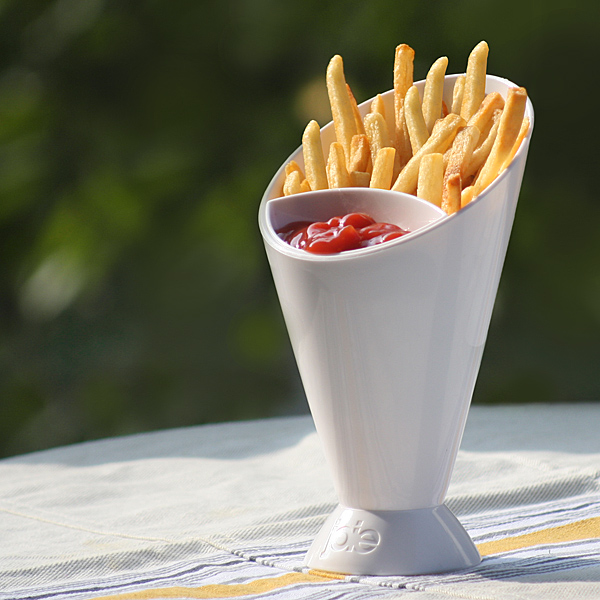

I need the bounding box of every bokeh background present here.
[0,0,598,457]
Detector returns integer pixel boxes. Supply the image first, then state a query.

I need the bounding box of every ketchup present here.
[277,212,409,254]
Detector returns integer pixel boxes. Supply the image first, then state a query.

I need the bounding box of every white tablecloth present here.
[1,403,600,599]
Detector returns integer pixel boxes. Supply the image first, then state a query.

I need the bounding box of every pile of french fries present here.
[281,41,530,215]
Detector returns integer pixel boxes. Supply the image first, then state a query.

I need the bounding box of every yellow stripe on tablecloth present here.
[477,516,600,556]
[307,568,346,580]
[93,572,335,599]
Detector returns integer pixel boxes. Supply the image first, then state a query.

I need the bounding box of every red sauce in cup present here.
[277,212,409,254]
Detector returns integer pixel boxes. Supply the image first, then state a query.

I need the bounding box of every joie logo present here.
[320,518,381,559]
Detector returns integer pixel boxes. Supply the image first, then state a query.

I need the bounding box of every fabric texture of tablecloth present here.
[1,403,600,599]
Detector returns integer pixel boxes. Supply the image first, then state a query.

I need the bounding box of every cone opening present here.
[259,74,534,262]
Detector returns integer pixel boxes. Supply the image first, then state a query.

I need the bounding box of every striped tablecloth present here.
[1,403,599,599]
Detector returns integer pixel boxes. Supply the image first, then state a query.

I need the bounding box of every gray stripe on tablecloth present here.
[0,540,225,598]
[447,472,600,515]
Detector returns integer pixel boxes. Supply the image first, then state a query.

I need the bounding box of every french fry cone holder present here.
[258,75,534,576]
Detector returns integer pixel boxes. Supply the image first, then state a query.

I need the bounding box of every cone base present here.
[305,504,480,576]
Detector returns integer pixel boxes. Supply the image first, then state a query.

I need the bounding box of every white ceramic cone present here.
[259,75,534,576]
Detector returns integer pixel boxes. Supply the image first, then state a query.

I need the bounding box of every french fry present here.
[444,125,480,181]
[283,169,303,196]
[370,93,386,118]
[326,55,359,170]
[372,93,398,154]
[347,84,366,135]
[500,116,530,171]
[348,134,371,174]
[442,172,462,215]
[394,44,414,122]
[422,56,448,133]
[364,111,392,166]
[442,143,452,172]
[394,109,411,176]
[404,85,429,153]
[370,147,396,190]
[467,92,505,139]
[302,120,328,191]
[393,44,415,168]
[430,116,446,136]
[285,160,304,178]
[460,41,489,122]
[392,113,465,194]
[326,142,351,188]
[461,185,475,207]
[451,75,465,114]
[464,116,500,180]
[477,106,502,147]
[300,179,312,193]
[350,171,371,187]
[441,126,479,212]
[417,152,443,207]
[472,86,528,196]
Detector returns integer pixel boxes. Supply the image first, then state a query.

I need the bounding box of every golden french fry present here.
[394,44,414,121]
[283,169,303,196]
[451,75,465,114]
[422,56,448,133]
[326,142,351,188]
[477,106,502,146]
[442,172,462,215]
[370,93,386,118]
[444,125,480,181]
[461,185,475,207]
[392,113,465,194]
[302,120,328,191]
[404,85,429,153]
[326,55,359,169]
[500,116,530,171]
[394,107,412,174]
[436,116,459,171]
[472,86,528,196]
[467,92,505,138]
[441,126,479,213]
[347,83,366,135]
[460,41,489,122]
[370,147,396,190]
[300,179,311,193]
[442,144,452,172]
[393,44,415,168]
[464,116,500,179]
[417,152,443,207]
[285,160,304,178]
[350,170,371,187]
[364,111,391,165]
[430,116,445,136]
[371,93,398,154]
[348,134,371,173]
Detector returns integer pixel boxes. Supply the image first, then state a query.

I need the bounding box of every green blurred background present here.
[0,0,598,457]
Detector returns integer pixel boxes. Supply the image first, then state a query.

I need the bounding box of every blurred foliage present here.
[0,0,598,457]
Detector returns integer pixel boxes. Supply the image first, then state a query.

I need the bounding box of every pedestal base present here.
[305,504,481,576]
